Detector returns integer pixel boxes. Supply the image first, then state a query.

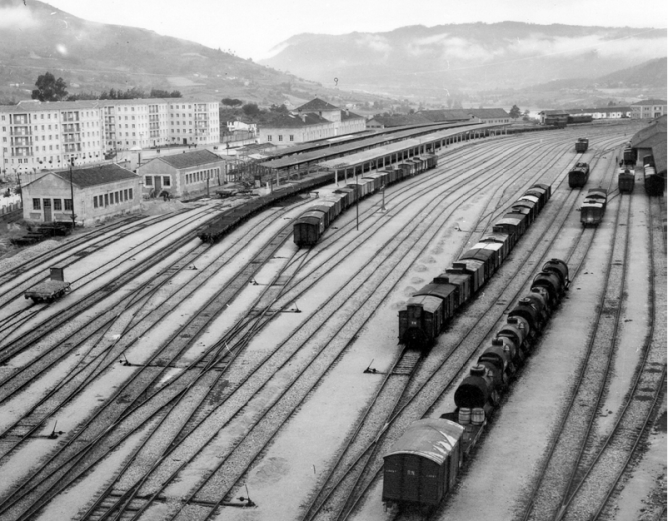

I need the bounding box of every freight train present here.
[383,259,569,508]
[293,154,438,246]
[398,183,552,349]
[580,188,608,227]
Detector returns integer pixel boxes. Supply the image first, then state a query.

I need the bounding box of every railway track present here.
[0,123,647,521]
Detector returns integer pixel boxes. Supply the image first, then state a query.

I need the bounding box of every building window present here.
[104,194,109,206]
[145,176,153,186]
[290,135,294,141]
[278,135,283,141]
[54,199,62,211]
[93,196,98,208]
[115,192,119,204]
[129,188,133,199]
[163,176,171,187]
[64,199,73,211]
[267,135,272,141]
[33,198,41,210]
[124,189,128,200]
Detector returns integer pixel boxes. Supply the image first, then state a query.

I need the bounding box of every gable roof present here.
[48,163,137,188]
[341,110,364,121]
[630,115,667,149]
[418,109,472,122]
[156,149,223,169]
[296,98,340,112]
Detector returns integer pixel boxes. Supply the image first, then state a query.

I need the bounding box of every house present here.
[22,163,140,227]
[137,149,227,198]
[630,100,667,119]
[257,98,366,147]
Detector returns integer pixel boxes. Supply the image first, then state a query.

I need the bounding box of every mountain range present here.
[261,22,667,100]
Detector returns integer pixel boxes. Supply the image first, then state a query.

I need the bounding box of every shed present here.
[22,163,140,227]
[137,149,227,199]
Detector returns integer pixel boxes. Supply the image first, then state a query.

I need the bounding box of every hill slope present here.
[0,0,378,107]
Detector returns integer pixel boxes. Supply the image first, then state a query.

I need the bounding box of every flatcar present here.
[384,259,570,509]
[397,183,553,349]
[618,168,635,194]
[294,154,438,246]
[24,266,71,303]
[580,188,608,227]
[568,162,590,188]
[575,138,589,153]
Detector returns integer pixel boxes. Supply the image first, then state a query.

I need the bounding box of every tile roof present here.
[48,163,138,188]
[467,108,510,118]
[631,99,667,106]
[341,110,364,121]
[418,109,472,122]
[261,112,332,129]
[295,98,340,112]
[155,149,223,169]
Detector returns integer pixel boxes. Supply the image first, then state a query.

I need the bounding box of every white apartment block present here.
[0,97,220,176]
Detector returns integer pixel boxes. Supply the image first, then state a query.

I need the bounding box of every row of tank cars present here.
[383,257,570,507]
[397,183,552,349]
[293,154,438,246]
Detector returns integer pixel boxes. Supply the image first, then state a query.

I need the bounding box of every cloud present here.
[509,32,667,60]
[355,34,391,54]
[408,33,504,62]
[0,6,40,29]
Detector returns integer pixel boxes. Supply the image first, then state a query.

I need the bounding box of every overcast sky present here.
[45,0,668,60]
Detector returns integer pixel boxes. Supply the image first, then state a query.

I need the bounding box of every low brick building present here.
[137,149,227,198]
[22,163,141,227]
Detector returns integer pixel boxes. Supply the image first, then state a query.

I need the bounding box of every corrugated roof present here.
[384,418,464,465]
[296,98,340,112]
[156,149,223,169]
[48,163,138,188]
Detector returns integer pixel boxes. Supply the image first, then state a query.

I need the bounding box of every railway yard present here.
[0,120,665,521]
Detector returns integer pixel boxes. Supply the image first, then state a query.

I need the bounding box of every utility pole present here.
[355,170,359,231]
[69,158,76,228]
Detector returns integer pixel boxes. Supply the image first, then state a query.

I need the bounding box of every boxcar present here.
[413,282,458,325]
[459,247,498,280]
[383,418,464,507]
[434,272,471,308]
[623,145,636,166]
[398,295,444,346]
[644,165,666,196]
[568,163,590,188]
[575,138,589,153]
[580,201,604,227]
[618,169,635,193]
[293,211,326,245]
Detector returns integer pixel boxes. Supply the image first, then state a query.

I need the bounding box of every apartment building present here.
[630,99,667,119]
[0,96,220,177]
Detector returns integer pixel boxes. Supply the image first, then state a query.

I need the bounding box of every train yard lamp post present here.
[69,157,76,228]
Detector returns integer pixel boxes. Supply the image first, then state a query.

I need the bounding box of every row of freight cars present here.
[398,183,552,349]
[383,258,570,507]
[293,154,438,246]
[198,170,339,243]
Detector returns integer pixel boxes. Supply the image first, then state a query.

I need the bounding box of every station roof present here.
[259,121,492,171]
[384,419,464,465]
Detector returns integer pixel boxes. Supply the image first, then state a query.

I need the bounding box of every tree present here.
[242,103,260,117]
[32,72,68,102]
[222,98,243,107]
[509,105,521,119]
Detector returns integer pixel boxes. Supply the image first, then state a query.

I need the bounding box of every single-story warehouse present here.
[137,149,227,199]
[22,163,141,227]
